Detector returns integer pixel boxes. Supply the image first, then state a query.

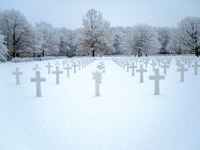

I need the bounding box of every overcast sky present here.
[0,0,200,29]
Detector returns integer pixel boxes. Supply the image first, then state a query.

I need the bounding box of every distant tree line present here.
[0,9,200,61]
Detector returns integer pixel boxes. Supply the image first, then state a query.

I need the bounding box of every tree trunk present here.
[195,48,199,57]
[178,44,181,55]
[138,51,140,57]
[92,50,95,57]
[7,33,11,59]
[42,51,45,57]
[42,43,45,57]
[178,49,181,55]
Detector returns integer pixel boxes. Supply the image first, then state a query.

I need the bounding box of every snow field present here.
[0,56,200,150]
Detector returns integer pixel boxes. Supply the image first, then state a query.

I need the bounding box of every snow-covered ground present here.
[0,56,200,150]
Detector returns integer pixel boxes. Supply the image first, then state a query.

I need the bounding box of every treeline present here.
[0,9,200,61]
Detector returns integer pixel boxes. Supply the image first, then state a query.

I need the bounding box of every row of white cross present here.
[12,59,94,97]
[118,59,171,75]
[46,60,89,76]
[113,56,200,95]
[11,56,200,97]
[116,57,200,77]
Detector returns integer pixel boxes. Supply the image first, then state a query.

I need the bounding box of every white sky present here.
[0,0,200,29]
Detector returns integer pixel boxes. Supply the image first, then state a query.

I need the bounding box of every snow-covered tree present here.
[0,9,34,59]
[167,27,185,54]
[157,27,171,54]
[58,27,77,57]
[124,24,159,57]
[0,33,8,61]
[110,27,126,55]
[78,9,113,57]
[178,17,200,57]
[35,22,59,56]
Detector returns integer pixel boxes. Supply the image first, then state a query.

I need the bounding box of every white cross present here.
[177,64,188,82]
[97,64,103,70]
[116,59,120,66]
[187,60,191,68]
[97,63,105,73]
[12,67,23,85]
[161,62,169,74]
[86,60,89,66]
[192,61,200,75]
[157,59,162,66]
[45,63,53,74]
[184,58,187,65]
[62,61,66,66]
[176,61,181,68]
[125,61,130,72]
[122,61,126,69]
[137,59,143,64]
[130,62,137,76]
[151,60,157,70]
[135,59,138,65]
[52,66,63,84]
[120,60,123,67]
[55,61,61,66]
[33,64,40,71]
[167,60,171,65]
[30,71,46,97]
[62,61,66,69]
[102,64,105,73]
[136,64,147,83]
[92,70,102,96]
[84,60,87,67]
[63,64,72,77]
[72,62,78,73]
[149,69,165,95]
[81,60,85,68]
[121,59,125,67]
[78,61,81,70]
[143,60,149,68]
